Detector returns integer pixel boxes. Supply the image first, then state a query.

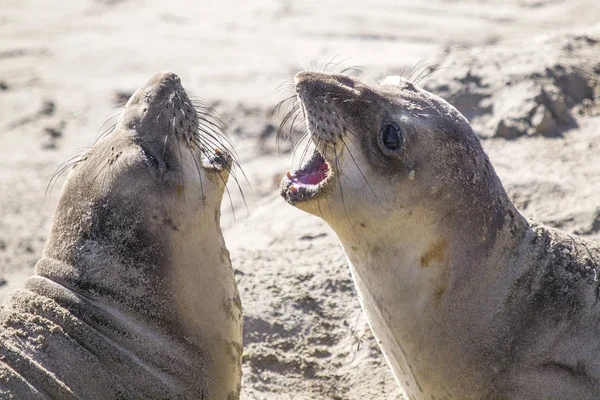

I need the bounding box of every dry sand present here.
[1,1,600,398]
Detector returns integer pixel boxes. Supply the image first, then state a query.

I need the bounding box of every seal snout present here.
[142,71,186,107]
[149,71,182,89]
[124,72,184,108]
[293,72,353,147]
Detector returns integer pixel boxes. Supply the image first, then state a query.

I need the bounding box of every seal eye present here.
[381,123,403,151]
[142,149,160,169]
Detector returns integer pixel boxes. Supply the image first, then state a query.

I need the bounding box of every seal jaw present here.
[202,147,231,171]
[280,149,333,204]
[201,147,233,186]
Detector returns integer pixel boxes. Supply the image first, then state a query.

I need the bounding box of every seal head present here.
[281,71,600,399]
[0,72,242,399]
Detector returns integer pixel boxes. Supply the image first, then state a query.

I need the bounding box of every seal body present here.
[280,71,600,399]
[0,72,242,399]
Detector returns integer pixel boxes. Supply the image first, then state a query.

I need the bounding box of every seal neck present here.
[37,190,242,398]
[168,217,243,399]
[335,170,530,304]
[335,192,531,397]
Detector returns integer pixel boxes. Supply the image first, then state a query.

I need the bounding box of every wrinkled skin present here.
[0,72,242,399]
[281,72,600,400]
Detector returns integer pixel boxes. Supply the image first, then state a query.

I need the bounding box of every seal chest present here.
[0,72,242,399]
[280,71,600,399]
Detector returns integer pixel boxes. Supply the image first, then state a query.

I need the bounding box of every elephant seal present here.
[280,71,600,399]
[0,72,242,399]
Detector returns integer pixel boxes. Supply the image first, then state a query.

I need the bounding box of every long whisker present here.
[296,130,315,167]
[270,95,296,124]
[94,105,124,143]
[412,64,444,86]
[189,99,250,194]
[187,140,206,215]
[45,151,89,199]
[339,135,380,205]
[331,142,353,228]
[278,104,301,142]
[287,109,303,153]
[201,143,249,212]
[189,133,249,214]
[405,60,428,82]
[339,65,364,77]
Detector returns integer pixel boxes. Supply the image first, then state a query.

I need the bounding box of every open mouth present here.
[281,149,332,203]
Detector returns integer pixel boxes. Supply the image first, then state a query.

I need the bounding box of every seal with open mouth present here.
[280,71,600,399]
[0,72,242,399]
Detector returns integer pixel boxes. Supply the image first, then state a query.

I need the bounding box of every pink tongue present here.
[291,160,328,185]
[300,170,326,185]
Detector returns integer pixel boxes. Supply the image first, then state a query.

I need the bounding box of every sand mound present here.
[425,33,600,139]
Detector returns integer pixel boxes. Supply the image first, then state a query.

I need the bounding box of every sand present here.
[1,0,599,398]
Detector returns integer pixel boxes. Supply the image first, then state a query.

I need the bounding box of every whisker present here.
[286,109,303,153]
[94,106,123,143]
[331,142,353,227]
[45,149,90,199]
[276,103,302,155]
[339,65,364,77]
[322,55,342,72]
[189,137,250,212]
[170,114,187,196]
[339,135,380,205]
[188,140,206,215]
[274,81,296,94]
[296,131,315,167]
[412,64,444,86]
[405,60,428,82]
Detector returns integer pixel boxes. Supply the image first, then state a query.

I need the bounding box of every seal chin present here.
[196,148,232,194]
[280,149,333,204]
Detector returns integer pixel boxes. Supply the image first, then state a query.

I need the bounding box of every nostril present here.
[163,72,180,84]
[157,72,182,92]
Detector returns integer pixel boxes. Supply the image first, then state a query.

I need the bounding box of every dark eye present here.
[381,123,403,151]
[142,149,160,169]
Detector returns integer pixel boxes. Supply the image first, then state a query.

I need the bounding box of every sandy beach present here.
[1,0,599,398]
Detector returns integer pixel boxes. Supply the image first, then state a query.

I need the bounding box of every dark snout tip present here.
[149,71,182,88]
[131,71,185,106]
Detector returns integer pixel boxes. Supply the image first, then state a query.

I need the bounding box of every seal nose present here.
[294,71,316,87]
[143,71,184,102]
[149,71,182,90]
[124,71,184,109]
